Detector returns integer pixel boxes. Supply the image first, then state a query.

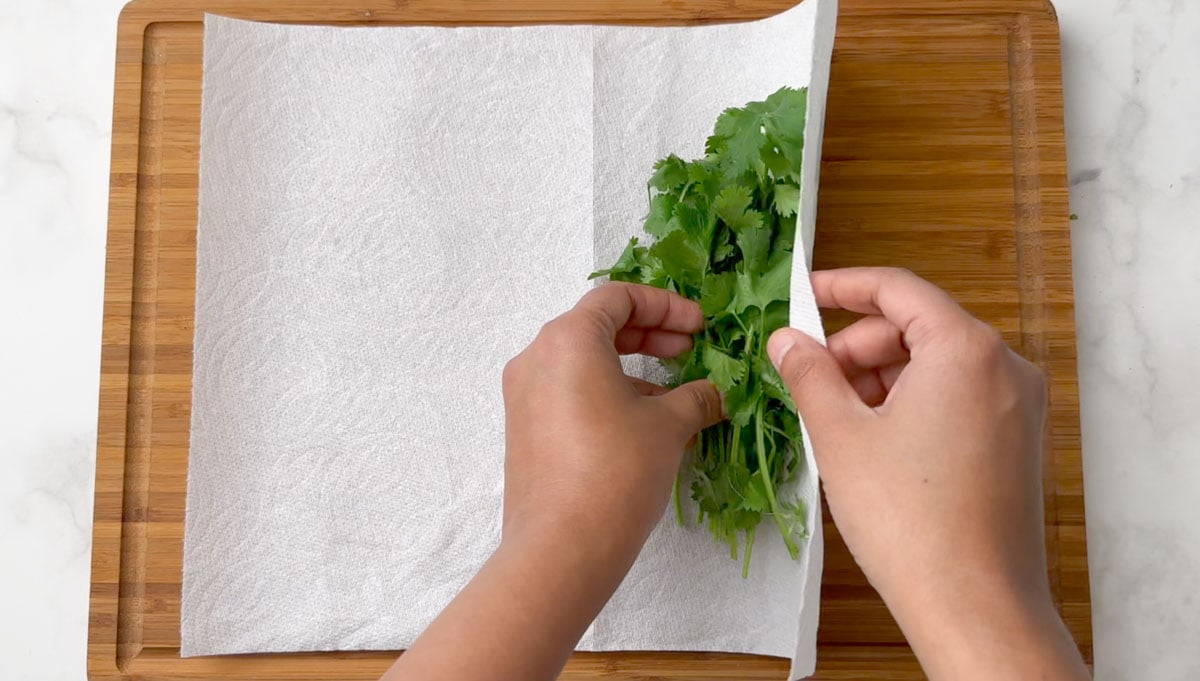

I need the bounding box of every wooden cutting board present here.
[89,0,1090,678]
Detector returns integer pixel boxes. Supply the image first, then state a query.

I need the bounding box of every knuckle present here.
[961,321,1008,363]
[977,323,1006,350]
[536,317,577,349]
[689,384,719,419]
[501,356,524,392]
[1020,358,1048,400]
[825,332,847,360]
[598,280,632,294]
[879,266,920,289]
[585,281,630,307]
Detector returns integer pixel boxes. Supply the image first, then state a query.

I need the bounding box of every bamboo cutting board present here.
[90,0,1090,678]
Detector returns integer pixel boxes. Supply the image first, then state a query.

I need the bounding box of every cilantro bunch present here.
[592,86,809,576]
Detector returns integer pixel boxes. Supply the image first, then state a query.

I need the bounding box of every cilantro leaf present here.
[757,353,797,412]
[664,347,706,385]
[773,183,800,218]
[723,378,760,428]
[714,185,752,227]
[777,213,797,249]
[651,230,707,288]
[700,343,746,393]
[589,237,641,280]
[644,193,679,238]
[670,198,711,243]
[761,145,794,179]
[761,88,807,179]
[736,223,771,273]
[649,154,689,192]
[700,271,736,317]
[739,475,771,513]
[632,251,669,288]
[710,106,767,180]
[734,250,791,313]
[713,240,737,265]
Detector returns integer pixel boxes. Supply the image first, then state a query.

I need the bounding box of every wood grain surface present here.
[89,0,1090,678]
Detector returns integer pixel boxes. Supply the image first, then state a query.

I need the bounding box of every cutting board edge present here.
[111,0,1063,25]
[89,2,1089,679]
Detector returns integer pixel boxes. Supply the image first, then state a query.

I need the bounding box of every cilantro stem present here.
[742,526,755,579]
[672,471,684,526]
[756,399,798,559]
[764,421,790,441]
[734,313,751,337]
[678,180,694,203]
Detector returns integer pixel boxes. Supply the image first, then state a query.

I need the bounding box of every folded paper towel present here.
[183,2,836,678]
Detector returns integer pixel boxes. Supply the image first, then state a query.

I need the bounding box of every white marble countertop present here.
[1,1,1196,679]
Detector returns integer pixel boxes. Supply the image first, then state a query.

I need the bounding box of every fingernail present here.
[767,330,797,371]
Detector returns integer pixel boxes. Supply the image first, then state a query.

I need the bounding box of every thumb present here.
[657,379,724,441]
[768,328,867,432]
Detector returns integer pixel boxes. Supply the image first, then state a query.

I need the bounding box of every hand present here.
[383,283,721,681]
[767,267,1089,681]
[500,281,723,564]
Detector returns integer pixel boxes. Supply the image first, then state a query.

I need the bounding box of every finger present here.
[847,371,886,407]
[878,361,906,392]
[827,315,909,376]
[656,379,724,440]
[768,328,870,432]
[811,268,972,348]
[828,316,910,405]
[614,327,695,358]
[627,375,670,397]
[573,282,704,340]
[847,359,908,407]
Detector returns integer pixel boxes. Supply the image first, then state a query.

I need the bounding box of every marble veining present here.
[1060,2,1200,678]
[1,1,128,680]
[0,0,1196,679]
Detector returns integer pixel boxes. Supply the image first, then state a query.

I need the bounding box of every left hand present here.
[501,282,723,563]
[383,283,722,681]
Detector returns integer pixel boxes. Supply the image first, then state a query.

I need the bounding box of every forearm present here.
[381,528,632,681]
[890,577,1090,681]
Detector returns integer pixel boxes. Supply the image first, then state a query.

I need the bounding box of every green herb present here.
[591,86,809,576]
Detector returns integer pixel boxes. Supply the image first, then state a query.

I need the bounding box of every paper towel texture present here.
[185,3,835,677]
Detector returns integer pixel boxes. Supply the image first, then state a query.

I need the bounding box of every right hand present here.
[767,267,1089,681]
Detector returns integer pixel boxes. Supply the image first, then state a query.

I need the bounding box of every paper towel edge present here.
[789,0,838,677]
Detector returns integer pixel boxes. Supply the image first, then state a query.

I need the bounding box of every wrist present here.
[492,520,638,630]
[387,514,638,680]
[889,575,1089,681]
[501,506,649,587]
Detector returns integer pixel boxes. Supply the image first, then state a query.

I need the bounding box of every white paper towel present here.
[184,3,836,677]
